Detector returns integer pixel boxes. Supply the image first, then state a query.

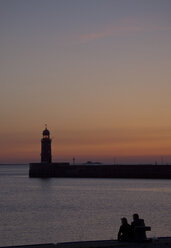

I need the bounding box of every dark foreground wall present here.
[1,238,171,248]
[29,163,171,179]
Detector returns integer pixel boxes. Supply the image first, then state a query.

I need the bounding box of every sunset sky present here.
[1,0,171,164]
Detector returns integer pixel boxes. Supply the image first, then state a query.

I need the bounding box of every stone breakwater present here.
[29,163,171,179]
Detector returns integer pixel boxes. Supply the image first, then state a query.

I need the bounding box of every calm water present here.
[0,164,171,246]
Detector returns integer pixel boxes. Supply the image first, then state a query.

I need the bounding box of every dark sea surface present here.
[0,164,171,246]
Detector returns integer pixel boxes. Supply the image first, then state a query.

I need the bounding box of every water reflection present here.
[0,166,171,246]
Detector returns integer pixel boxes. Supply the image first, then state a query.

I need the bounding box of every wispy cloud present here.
[78,19,171,43]
[80,26,141,43]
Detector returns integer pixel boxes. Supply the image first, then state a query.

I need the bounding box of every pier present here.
[29,163,171,179]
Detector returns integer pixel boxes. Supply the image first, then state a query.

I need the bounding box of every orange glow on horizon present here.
[0,125,171,163]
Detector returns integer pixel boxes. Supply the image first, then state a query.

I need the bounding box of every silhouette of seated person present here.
[118,217,132,242]
[131,213,147,241]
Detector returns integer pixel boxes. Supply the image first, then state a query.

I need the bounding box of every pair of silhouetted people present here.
[118,214,146,242]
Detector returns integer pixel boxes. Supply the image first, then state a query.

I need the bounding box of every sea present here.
[0,164,171,246]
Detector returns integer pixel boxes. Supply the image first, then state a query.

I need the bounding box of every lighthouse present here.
[41,125,52,163]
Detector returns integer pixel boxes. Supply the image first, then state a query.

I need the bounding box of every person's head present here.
[133,213,139,221]
[121,217,128,224]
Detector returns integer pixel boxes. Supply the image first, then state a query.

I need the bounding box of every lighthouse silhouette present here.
[41,125,52,163]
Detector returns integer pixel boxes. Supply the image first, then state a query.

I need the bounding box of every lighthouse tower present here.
[41,125,52,163]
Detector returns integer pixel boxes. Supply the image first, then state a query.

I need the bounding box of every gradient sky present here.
[1,0,171,164]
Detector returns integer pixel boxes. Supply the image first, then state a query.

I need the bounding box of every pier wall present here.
[29,163,171,179]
